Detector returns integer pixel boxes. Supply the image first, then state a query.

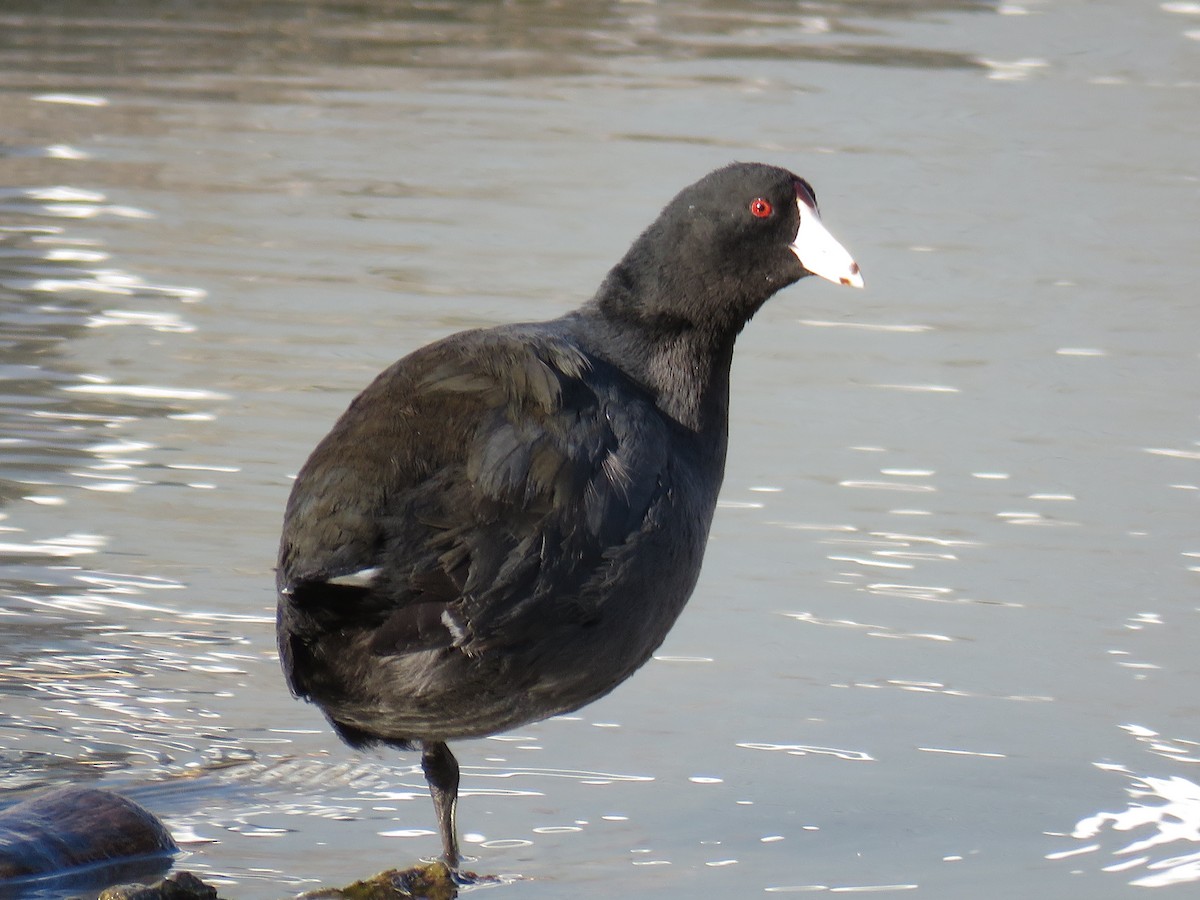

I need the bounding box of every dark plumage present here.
[276,162,862,865]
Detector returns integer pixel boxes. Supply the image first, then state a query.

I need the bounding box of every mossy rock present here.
[99,870,224,900]
[298,860,462,900]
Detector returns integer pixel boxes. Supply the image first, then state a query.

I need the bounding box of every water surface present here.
[1,1,1198,897]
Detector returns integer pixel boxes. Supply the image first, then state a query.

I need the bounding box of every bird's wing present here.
[277,327,672,672]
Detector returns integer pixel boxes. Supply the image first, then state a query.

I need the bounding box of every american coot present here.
[276,162,862,867]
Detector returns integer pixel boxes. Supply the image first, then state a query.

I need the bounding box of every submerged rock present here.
[0,785,177,882]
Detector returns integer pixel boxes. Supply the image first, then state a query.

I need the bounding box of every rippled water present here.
[1,1,1197,897]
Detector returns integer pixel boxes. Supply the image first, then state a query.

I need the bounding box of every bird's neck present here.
[568,301,738,441]
[642,326,736,437]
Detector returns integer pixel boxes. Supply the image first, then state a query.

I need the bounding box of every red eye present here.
[749,197,773,218]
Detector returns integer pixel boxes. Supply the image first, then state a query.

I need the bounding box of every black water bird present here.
[276,162,862,866]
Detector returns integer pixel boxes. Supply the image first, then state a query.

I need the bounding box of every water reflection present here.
[0,213,215,510]
[1051,727,1200,888]
[0,0,988,94]
[738,741,874,762]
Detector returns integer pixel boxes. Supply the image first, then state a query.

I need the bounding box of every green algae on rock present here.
[297,860,463,900]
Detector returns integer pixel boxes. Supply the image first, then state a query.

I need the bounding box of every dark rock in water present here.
[99,870,223,900]
[0,786,177,884]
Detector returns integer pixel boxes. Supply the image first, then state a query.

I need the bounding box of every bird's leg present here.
[422,740,461,868]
